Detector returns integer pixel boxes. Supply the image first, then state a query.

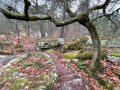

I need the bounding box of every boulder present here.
[36,38,64,51]
[62,37,89,53]
[0,50,13,55]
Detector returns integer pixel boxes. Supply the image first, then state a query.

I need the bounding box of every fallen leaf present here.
[28,81,33,84]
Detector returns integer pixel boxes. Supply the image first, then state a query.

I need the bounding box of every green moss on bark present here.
[89,20,101,72]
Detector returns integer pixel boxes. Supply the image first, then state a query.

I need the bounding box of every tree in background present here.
[0,0,120,72]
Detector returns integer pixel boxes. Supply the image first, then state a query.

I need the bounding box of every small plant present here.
[93,75,116,89]
[79,49,85,53]
[38,60,43,68]
[34,64,39,70]
[44,57,47,61]
[23,56,27,61]
[110,51,120,58]
[24,63,32,67]
[27,52,32,57]
[11,45,15,49]
[34,60,43,70]
[77,62,87,69]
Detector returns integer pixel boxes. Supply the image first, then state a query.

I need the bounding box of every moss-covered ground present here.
[0,52,58,90]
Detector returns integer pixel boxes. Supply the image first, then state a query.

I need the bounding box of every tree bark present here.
[83,19,101,71]
[0,42,3,50]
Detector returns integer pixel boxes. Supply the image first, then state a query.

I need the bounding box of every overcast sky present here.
[1,0,120,14]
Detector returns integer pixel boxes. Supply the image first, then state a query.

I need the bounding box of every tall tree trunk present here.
[0,42,3,50]
[60,26,64,38]
[59,1,66,38]
[16,24,20,43]
[83,19,101,71]
[39,21,46,39]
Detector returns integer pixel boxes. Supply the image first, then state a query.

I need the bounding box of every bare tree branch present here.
[88,0,110,12]
[93,7,120,21]
[5,4,20,14]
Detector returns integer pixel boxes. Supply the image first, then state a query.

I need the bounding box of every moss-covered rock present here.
[0,53,58,90]
[62,37,89,53]
[63,50,107,61]
[0,50,13,55]
[2,41,10,45]
[76,51,93,60]
[36,38,64,51]
[13,42,23,48]
[16,48,25,52]
[76,51,107,60]
[63,51,79,60]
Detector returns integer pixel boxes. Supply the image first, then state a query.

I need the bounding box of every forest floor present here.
[0,35,120,90]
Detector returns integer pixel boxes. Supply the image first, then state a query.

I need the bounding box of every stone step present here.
[58,74,79,83]
[58,70,74,76]
[55,78,89,90]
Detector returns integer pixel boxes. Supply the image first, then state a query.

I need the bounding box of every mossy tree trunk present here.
[83,19,101,71]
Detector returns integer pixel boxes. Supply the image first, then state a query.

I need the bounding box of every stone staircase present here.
[46,52,90,90]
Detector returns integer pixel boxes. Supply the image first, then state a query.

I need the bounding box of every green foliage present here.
[77,62,87,69]
[110,51,120,58]
[112,70,120,77]
[7,78,28,89]
[16,48,25,52]
[24,63,32,67]
[27,52,33,57]
[11,45,15,49]
[14,44,23,48]
[76,51,92,60]
[38,60,43,68]
[34,60,43,69]
[93,75,116,89]
[79,49,85,53]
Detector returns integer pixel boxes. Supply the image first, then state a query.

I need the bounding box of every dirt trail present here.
[46,52,89,90]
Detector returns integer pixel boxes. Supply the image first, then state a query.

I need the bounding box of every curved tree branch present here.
[0,6,87,27]
[66,4,76,18]
[93,7,120,21]
[5,4,20,14]
[88,0,110,12]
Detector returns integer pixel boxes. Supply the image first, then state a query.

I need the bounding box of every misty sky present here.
[0,0,120,14]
